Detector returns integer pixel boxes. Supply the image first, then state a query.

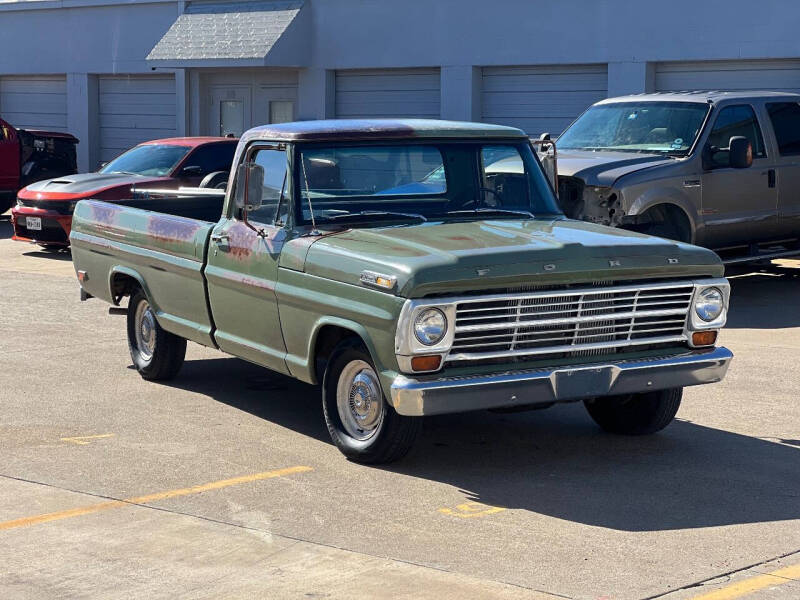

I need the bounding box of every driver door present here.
[700,104,777,249]
[205,145,291,373]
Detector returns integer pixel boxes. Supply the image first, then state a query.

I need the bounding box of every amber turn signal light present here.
[692,330,718,347]
[411,355,442,372]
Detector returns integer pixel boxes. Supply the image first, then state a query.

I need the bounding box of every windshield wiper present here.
[444,208,535,218]
[321,210,427,223]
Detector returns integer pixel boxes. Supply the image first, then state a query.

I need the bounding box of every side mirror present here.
[234,163,264,212]
[728,136,753,169]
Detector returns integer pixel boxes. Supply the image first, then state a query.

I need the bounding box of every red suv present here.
[12,137,237,248]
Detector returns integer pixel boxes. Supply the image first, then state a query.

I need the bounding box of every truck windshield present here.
[100,144,191,176]
[557,102,710,156]
[295,142,560,224]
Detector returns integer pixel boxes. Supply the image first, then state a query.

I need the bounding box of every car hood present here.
[301,218,723,297]
[556,150,676,187]
[19,172,170,199]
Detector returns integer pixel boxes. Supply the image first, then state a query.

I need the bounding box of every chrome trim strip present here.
[390,346,733,416]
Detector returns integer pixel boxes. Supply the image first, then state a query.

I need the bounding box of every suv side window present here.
[184,143,236,176]
[247,147,289,226]
[766,102,800,156]
[708,105,766,166]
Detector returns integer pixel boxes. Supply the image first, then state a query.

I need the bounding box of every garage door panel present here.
[0,75,68,132]
[335,68,440,119]
[481,65,607,135]
[99,113,177,130]
[98,75,176,164]
[656,60,800,94]
[488,116,580,135]
[97,78,176,95]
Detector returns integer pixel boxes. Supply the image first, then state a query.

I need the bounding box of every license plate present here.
[26,216,42,231]
[554,367,613,400]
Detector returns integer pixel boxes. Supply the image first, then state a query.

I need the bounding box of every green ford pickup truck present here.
[70,119,733,463]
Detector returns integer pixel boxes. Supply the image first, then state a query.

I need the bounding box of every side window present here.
[708,105,766,166]
[246,147,289,225]
[767,102,800,156]
[184,143,236,176]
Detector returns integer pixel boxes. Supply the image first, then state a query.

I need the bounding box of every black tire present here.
[322,339,421,464]
[642,221,685,242]
[126,289,186,381]
[584,388,682,435]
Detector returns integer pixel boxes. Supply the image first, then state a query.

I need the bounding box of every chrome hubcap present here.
[336,360,384,441]
[134,299,156,361]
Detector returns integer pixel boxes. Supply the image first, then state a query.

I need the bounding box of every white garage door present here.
[0,75,67,132]
[98,75,177,163]
[655,60,800,93]
[335,68,440,119]
[481,65,608,136]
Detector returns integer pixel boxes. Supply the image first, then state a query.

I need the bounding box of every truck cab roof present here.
[240,119,528,143]
[596,90,800,105]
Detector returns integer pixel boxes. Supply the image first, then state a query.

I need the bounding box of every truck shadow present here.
[725,261,800,328]
[165,356,799,533]
[391,405,800,532]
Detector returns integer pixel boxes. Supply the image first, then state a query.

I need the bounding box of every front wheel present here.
[322,340,421,464]
[126,290,186,381]
[584,388,682,435]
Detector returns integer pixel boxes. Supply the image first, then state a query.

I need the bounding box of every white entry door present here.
[209,86,251,138]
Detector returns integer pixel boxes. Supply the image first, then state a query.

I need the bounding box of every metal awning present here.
[147,1,308,68]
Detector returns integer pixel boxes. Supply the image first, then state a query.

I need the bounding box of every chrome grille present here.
[448,281,694,362]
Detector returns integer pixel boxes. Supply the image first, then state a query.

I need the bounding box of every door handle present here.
[210,233,230,244]
[767,169,776,188]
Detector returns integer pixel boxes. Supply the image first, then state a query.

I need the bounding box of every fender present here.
[298,316,389,387]
[622,186,698,240]
[108,265,154,308]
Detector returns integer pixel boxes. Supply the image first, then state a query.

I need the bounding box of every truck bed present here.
[70,198,220,348]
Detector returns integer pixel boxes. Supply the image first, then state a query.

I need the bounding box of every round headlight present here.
[695,287,724,322]
[414,308,447,346]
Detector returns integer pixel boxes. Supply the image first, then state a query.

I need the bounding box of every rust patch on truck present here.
[146,214,205,245]
[90,202,119,225]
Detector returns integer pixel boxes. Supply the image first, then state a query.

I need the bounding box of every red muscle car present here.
[11,137,237,247]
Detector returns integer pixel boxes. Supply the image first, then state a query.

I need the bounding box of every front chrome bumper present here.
[390,346,733,416]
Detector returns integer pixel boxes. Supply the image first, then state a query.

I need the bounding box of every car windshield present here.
[295,142,559,225]
[99,144,191,176]
[557,101,710,155]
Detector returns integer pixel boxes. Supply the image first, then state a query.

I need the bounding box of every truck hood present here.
[557,150,675,187]
[302,218,723,297]
[19,172,169,199]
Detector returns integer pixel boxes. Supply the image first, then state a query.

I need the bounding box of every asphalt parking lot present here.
[1,215,798,600]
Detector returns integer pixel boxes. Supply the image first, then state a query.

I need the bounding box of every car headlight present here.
[694,287,724,322]
[414,308,447,346]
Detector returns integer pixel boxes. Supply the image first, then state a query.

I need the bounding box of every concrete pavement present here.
[0,218,798,600]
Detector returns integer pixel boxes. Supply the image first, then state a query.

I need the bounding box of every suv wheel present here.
[322,339,421,463]
[584,388,682,435]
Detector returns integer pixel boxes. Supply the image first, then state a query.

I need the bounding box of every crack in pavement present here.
[0,472,572,599]
[641,548,800,599]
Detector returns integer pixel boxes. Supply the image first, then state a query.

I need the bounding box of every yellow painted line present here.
[60,434,115,445]
[438,501,506,519]
[0,465,312,531]
[689,562,800,600]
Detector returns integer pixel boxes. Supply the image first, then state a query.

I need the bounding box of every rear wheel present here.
[126,290,186,381]
[322,339,421,463]
[584,388,682,435]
